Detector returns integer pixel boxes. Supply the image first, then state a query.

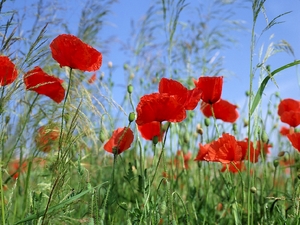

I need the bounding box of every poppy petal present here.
[195,76,223,104]
[24,66,65,103]
[136,93,186,125]
[159,78,202,110]
[137,121,164,142]
[201,99,239,123]
[50,34,102,72]
[287,133,300,152]
[0,56,18,86]
[104,127,134,154]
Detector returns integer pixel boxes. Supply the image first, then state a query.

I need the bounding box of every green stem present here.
[149,123,170,187]
[0,164,6,225]
[210,104,220,137]
[58,68,73,159]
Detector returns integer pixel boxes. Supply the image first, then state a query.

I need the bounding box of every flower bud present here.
[153,136,159,145]
[196,124,203,135]
[123,63,129,70]
[128,112,136,123]
[127,84,133,94]
[273,159,279,168]
[250,186,257,194]
[278,151,285,157]
[232,123,238,132]
[204,118,210,127]
[108,61,113,68]
[261,130,268,143]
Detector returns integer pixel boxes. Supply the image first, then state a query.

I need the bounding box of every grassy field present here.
[1,0,300,224]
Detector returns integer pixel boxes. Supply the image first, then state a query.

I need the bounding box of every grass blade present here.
[250,60,300,115]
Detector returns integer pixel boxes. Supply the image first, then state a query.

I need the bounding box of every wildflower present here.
[278,98,300,127]
[8,159,27,179]
[280,126,294,136]
[256,140,272,155]
[88,73,97,84]
[158,78,202,110]
[35,125,60,153]
[201,99,239,123]
[0,56,18,86]
[194,76,223,104]
[24,66,65,103]
[194,143,210,161]
[236,139,260,163]
[287,132,300,152]
[50,34,102,72]
[137,121,164,142]
[104,127,134,155]
[195,133,245,173]
[136,93,186,125]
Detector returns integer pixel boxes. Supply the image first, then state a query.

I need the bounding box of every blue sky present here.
[4,0,300,111]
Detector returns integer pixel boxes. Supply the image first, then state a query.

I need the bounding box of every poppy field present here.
[1,0,300,224]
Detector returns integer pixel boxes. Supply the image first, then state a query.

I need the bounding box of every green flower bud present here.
[273,159,279,168]
[232,123,238,132]
[123,63,129,70]
[250,186,257,194]
[99,130,107,143]
[152,136,159,145]
[128,112,136,123]
[245,90,250,97]
[261,130,268,143]
[204,118,210,127]
[127,84,133,94]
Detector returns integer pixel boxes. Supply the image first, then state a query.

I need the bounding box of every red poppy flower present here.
[8,159,27,179]
[35,125,60,153]
[50,34,102,72]
[201,99,239,123]
[256,140,272,155]
[195,133,243,164]
[137,121,164,142]
[237,139,260,163]
[194,76,223,104]
[287,132,300,152]
[159,78,202,110]
[280,126,294,136]
[88,73,97,84]
[104,127,134,154]
[278,98,300,127]
[136,93,186,126]
[24,66,65,103]
[0,56,18,86]
[194,143,210,161]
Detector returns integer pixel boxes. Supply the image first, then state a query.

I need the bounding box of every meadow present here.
[1,0,300,224]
